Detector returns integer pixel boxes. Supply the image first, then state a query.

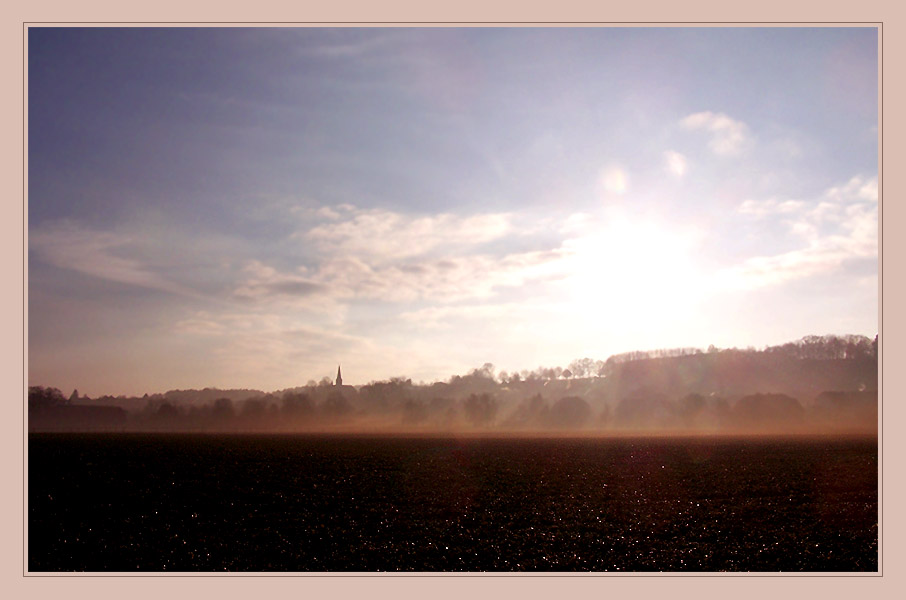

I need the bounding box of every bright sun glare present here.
[563,215,705,335]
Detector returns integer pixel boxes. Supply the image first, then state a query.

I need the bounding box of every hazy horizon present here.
[28,27,878,397]
[29,332,877,398]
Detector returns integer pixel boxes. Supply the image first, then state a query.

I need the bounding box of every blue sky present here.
[28,27,878,396]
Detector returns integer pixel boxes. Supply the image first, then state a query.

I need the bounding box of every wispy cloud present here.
[823,175,878,204]
[738,198,805,217]
[29,221,201,299]
[233,260,324,301]
[719,240,872,290]
[303,207,514,262]
[214,205,568,306]
[722,175,877,289]
[681,111,751,156]
[242,249,567,305]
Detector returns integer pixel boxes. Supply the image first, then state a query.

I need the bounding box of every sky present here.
[27,27,879,397]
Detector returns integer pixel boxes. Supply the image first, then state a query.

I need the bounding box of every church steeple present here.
[335,365,343,386]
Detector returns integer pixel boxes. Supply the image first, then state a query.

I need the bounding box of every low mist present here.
[28,334,879,437]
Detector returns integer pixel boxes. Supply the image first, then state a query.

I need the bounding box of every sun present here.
[561,213,707,339]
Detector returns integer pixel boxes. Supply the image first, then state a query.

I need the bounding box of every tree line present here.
[28,333,878,434]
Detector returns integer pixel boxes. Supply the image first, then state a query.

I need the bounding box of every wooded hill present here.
[29,334,878,434]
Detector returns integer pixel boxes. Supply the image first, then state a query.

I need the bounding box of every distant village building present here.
[335,365,343,386]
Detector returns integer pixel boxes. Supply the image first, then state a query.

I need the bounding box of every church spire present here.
[335,365,343,386]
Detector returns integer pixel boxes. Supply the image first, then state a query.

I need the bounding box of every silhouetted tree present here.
[322,391,352,419]
[449,363,497,393]
[425,396,455,424]
[240,398,268,427]
[212,397,235,424]
[811,390,877,433]
[282,392,314,420]
[28,386,67,411]
[152,402,181,429]
[156,402,179,418]
[548,396,592,428]
[568,358,598,378]
[463,393,497,427]
[360,378,413,412]
[614,391,676,429]
[763,334,874,361]
[401,399,427,424]
[504,393,549,428]
[474,363,495,379]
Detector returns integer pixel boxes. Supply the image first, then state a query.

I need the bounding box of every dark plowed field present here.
[28,433,878,572]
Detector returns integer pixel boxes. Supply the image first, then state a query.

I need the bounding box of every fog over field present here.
[29,334,878,436]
